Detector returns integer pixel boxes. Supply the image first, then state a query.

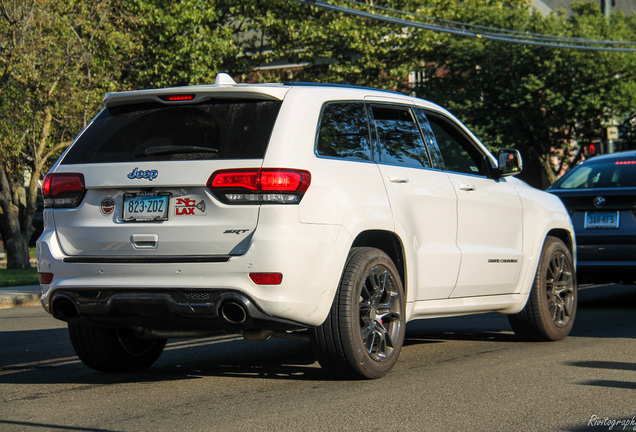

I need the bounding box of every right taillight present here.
[207,168,311,204]
[42,173,86,208]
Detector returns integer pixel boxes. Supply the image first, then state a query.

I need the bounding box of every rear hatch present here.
[549,188,636,260]
[548,156,636,262]
[47,88,286,259]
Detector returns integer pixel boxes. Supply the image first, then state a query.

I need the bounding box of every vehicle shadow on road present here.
[151,336,328,381]
[0,331,332,385]
[404,308,519,345]
[404,284,636,345]
[569,284,636,339]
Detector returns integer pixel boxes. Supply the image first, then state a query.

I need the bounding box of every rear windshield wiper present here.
[144,145,219,156]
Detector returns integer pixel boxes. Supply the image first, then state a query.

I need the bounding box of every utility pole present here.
[600,0,613,19]
[601,0,614,153]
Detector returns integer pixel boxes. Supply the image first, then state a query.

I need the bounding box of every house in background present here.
[531,0,636,16]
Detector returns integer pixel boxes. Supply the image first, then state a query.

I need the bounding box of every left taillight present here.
[42,173,86,208]
[207,168,311,204]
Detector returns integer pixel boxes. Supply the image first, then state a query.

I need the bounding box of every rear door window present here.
[370,105,431,168]
[61,99,282,164]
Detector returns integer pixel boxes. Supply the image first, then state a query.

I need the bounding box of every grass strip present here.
[0,268,39,287]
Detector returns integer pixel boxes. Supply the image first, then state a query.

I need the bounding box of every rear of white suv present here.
[38,75,577,378]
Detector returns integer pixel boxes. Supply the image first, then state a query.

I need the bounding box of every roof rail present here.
[282,81,405,96]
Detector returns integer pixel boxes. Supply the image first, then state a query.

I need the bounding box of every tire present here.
[508,236,577,341]
[313,247,406,379]
[68,323,167,372]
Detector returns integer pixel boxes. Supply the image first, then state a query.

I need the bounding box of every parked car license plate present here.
[584,211,619,229]
[123,192,170,222]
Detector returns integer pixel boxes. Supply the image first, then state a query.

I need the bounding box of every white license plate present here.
[123,193,170,222]
[584,211,619,229]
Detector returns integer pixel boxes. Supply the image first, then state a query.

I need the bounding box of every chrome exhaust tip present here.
[51,293,80,321]
[220,300,249,324]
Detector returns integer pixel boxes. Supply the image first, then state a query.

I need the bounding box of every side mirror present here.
[496,148,523,177]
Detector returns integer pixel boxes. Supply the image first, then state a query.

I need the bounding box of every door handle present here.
[458,184,476,191]
[389,176,409,184]
[131,233,158,249]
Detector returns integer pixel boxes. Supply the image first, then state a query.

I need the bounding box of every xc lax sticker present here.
[174,196,206,216]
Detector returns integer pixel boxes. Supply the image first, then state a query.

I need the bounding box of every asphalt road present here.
[0,284,634,432]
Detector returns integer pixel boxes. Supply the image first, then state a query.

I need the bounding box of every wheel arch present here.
[546,228,576,263]
[351,230,406,294]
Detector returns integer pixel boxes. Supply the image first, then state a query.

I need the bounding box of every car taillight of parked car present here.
[207,168,311,204]
[42,173,86,208]
[615,160,636,165]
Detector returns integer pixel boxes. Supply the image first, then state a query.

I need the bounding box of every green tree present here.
[121,0,425,90]
[0,0,134,268]
[247,0,437,91]
[417,0,636,187]
[123,1,260,88]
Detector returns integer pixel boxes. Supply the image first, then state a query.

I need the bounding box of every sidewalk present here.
[0,285,41,309]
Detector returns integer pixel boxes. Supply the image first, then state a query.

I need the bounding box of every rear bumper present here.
[48,288,305,332]
[577,261,636,284]
[577,242,636,284]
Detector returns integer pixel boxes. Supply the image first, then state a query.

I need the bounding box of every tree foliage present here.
[417,0,636,186]
[123,1,258,88]
[0,0,134,268]
[248,0,441,91]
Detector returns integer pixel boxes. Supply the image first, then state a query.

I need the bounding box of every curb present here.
[0,286,42,310]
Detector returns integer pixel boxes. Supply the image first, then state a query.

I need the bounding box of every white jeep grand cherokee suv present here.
[38,74,576,379]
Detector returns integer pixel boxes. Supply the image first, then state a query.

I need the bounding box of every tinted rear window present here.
[61,99,282,164]
[316,102,372,160]
[555,158,636,189]
[372,105,431,168]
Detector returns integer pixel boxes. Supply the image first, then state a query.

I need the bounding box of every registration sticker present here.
[584,211,619,229]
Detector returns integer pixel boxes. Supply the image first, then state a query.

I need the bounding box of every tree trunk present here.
[0,106,58,270]
[0,198,32,269]
[0,161,34,270]
[540,154,559,186]
[4,230,31,269]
